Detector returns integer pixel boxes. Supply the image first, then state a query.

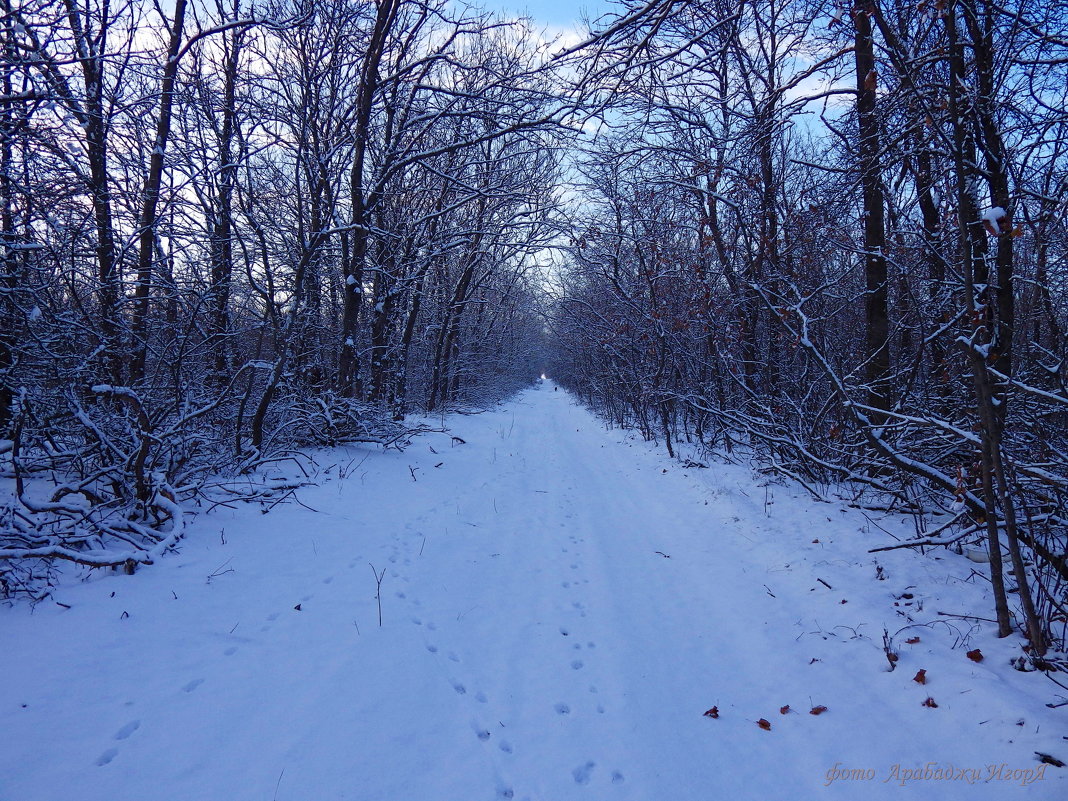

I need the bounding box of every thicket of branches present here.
[0,0,562,595]
[550,0,1068,660]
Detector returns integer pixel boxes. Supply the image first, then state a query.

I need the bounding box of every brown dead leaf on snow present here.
[922,697,939,708]
[703,706,719,719]
[810,705,828,715]
[757,718,772,731]
[780,705,791,715]
[913,669,927,685]
[905,636,921,644]
[966,649,984,663]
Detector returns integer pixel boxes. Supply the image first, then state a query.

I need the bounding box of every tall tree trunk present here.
[130,0,188,384]
[946,3,1011,637]
[338,0,401,396]
[854,4,891,419]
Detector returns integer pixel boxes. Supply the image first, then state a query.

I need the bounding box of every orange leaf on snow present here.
[913,669,927,685]
[966,649,984,663]
[780,705,791,715]
[703,706,719,719]
[810,705,828,715]
[757,718,772,731]
[906,636,921,644]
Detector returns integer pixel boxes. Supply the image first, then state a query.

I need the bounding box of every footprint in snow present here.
[447,651,460,663]
[96,748,119,767]
[426,622,437,631]
[182,678,204,693]
[611,770,625,784]
[475,692,488,703]
[561,581,570,589]
[224,646,238,656]
[572,761,596,785]
[411,616,422,626]
[395,591,406,599]
[496,784,514,799]
[554,703,570,715]
[113,720,140,740]
[570,660,584,670]
[559,627,569,636]
[452,682,467,695]
[498,740,513,754]
[322,576,333,584]
[426,644,438,654]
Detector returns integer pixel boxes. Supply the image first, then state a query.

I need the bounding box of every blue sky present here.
[477,0,616,29]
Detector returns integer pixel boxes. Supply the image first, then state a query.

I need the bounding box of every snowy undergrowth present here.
[0,384,1063,801]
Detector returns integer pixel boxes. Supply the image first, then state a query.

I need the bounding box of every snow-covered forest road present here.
[2,385,1064,801]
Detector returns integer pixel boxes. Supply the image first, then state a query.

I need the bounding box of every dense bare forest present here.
[1,0,563,590]
[2,0,1067,668]
[550,0,1068,663]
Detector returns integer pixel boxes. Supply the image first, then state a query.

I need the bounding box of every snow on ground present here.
[1,384,1064,801]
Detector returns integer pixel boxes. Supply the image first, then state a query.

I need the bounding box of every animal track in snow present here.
[426,644,438,653]
[113,720,140,740]
[570,659,584,670]
[475,691,488,703]
[498,739,513,754]
[447,651,460,663]
[554,702,570,715]
[572,761,596,785]
[96,748,119,766]
[452,682,467,695]
[181,678,204,693]
[611,770,625,784]
[223,646,238,656]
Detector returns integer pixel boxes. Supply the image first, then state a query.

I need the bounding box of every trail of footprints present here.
[96,549,370,768]
[402,518,624,796]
